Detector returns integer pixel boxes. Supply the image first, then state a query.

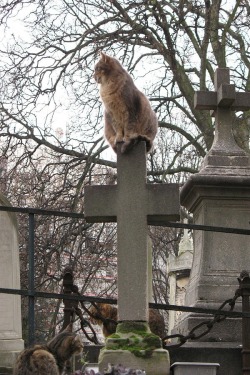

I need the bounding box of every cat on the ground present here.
[13,324,83,375]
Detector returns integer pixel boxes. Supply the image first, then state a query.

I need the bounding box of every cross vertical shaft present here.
[116,144,148,321]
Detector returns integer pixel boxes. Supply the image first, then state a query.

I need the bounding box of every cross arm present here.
[194,91,217,110]
[195,87,250,111]
[146,184,180,225]
[232,92,250,111]
[84,185,117,223]
[194,84,235,109]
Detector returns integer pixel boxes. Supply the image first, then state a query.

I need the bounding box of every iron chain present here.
[163,289,241,349]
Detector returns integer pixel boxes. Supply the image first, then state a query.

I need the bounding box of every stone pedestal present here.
[0,194,24,368]
[99,322,170,375]
[175,174,250,341]
[99,349,170,375]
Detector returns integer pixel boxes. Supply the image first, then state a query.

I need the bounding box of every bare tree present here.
[0,1,249,181]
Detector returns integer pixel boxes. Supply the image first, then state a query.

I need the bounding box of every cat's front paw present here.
[121,138,138,153]
[115,134,124,144]
[114,140,124,153]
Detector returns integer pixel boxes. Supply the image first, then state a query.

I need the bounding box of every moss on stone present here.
[104,324,162,358]
[109,333,121,339]
[142,333,162,348]
[116,321,149,334]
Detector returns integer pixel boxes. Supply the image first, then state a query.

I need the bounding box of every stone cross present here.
[84,142,179,322]
[194,68,250,167]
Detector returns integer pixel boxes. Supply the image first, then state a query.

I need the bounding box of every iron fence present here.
[0,205,250,347]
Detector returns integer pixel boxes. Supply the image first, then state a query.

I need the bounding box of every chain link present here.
[163,289,241,349]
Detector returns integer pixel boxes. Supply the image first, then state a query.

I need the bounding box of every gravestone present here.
[167,222,193,334]
[85,142,180,375]
[0,193,24,370]
[172,68,250,374]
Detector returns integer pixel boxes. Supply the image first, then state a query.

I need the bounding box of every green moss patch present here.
[105,323,162,358]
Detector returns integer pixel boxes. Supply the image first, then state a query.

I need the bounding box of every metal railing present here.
[0,205,86,345]
[1,205,250,347]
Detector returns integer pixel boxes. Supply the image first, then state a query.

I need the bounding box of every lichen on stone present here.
[105,322,162,358]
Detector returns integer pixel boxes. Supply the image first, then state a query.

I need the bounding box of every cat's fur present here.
[94,52,158,154]
[89,303,166,338]
[13,324,83,375]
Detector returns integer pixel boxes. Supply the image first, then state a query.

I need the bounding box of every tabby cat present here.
[13,324,83,375]
[94,52,158,154]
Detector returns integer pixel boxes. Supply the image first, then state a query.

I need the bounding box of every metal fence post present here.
[239,271,250,375]
[62,266,74,330]
[28,213,35,345]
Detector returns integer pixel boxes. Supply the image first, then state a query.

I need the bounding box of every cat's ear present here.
[72,335,82,344]
[100,51,109,63]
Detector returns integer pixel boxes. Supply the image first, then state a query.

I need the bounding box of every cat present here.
[13,323,83,375]
[89,303,166,339]
[94,52,158,154]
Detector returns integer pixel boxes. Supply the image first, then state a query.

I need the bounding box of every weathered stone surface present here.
[0,193,24,367]
[99,349,170,375]
[174,174,250,341]
[167,222,193,334]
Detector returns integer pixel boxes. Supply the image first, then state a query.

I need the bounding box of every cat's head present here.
[94,52,123,84]
[89,303,117,323]
[47,324,83,361]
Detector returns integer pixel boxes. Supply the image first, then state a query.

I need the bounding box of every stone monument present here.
[167,222,193,335]
[85,142,180,375]
[0,193,24,371]
[172,68,250,372]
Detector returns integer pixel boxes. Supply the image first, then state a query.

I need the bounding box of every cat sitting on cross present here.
[94,52,158,154]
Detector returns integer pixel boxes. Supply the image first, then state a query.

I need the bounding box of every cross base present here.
[99,349,170,375]
[98,322,170,374]
[200,148,250,176]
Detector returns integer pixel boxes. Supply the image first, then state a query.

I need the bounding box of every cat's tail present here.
[121,135,153,154]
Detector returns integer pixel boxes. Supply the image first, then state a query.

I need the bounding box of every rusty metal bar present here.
[28,213,35,345]
[239,271,250,375]
[1,287,250,317]
[62,266,74,330]
[1,205,250,235]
